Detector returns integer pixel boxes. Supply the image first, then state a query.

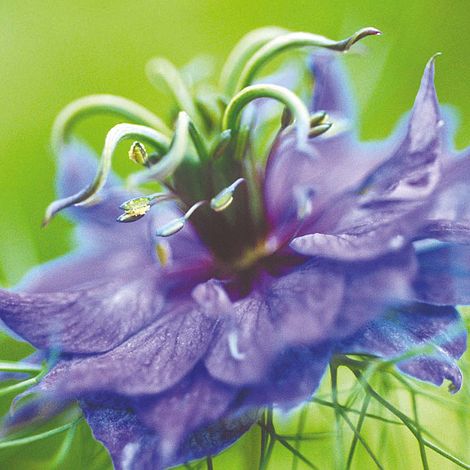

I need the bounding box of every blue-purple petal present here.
[204,294,275,385]
[43,303,216,396]
[356,56,442,202]
[419,152,470,244]
[0,271,164,354]
[56,142,129,225]
[290,57,445,261]
[205,262,344,386]
[290,199,425,261]
[245,344,331,408]
[81,396,164,470]
[310,52,355,121]
[264,262,345,344]
[178,409,258,465]
[413,242,470,305]
[133,368,236,459]
[331,249,417,338]
[17,239,156,294]
[291,59,441,260]
[263,54,410,241]
[81,394,257,470]
[339,303,467,391]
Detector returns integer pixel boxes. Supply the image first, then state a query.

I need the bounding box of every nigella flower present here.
[1,25,469,469]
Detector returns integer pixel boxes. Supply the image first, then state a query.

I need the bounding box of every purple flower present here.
[0,27,469,468]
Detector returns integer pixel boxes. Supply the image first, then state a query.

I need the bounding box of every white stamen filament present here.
[228,331,246,360]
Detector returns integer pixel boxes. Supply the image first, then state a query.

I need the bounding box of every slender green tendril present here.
[259,413,268,469]
[0,377,38,398]
[259,409,276,470]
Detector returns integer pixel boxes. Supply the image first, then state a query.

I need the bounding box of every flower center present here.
[230,240,274,271]
[41,26,380,278]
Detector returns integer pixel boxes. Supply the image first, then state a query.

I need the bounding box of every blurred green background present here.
[0,0,470,468]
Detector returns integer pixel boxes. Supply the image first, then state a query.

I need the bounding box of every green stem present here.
[353,370,470,470]
[411,390,429,470]
[259,413,268,469]
[273,433,318,470]
[291,406,309,470]
[346,393,371,469]
[0,361,42,374]
[50,419,79,468]
[338,403,384,469]
[259,408,276,470]
[258,422,318,470]
[0,366,46,398]
[330,365,345,470]
[0,417,82,449]
[390,372,457,455]
[0,377,37,398]
[259,436,275,470]
[311,397,402,426]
